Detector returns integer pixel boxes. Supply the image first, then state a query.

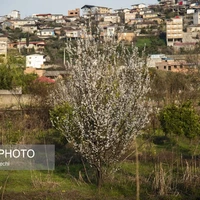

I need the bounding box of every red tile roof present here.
[35,76,55,83]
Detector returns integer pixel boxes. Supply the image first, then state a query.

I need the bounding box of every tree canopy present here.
[50,40,151,187]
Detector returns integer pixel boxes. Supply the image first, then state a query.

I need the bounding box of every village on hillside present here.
[1,0,200,80]
[2,2,200,200]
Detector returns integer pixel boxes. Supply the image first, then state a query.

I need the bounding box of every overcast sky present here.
[1,0,158,18]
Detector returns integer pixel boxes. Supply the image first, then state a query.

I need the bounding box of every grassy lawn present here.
[0,133,200,200]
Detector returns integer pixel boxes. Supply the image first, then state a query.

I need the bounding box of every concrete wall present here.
[0,94,33,108]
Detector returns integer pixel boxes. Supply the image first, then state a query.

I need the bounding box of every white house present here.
[37,29,55,38]
[8,10,20,19]
[26,54,46,68]
[131,3,147,10]
[51,14,63,20]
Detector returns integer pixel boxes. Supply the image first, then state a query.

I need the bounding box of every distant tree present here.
[159,101,200,139]
[26,32,30,47]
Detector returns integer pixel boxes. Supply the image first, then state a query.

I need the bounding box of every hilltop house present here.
[81,5,112,18]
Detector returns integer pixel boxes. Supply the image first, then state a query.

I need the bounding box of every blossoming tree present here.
[50,40,151,187]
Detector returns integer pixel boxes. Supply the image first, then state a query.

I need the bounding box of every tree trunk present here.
[97,168,102,188]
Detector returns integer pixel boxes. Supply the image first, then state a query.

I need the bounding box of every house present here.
[166,16,183,46]
[11,19,36,29]
[100,26,116,40]
[142,12,158,19]
[131,3,147,10]
[51,14,63,21]
[127,17,143,25]
[33,13,52,20]
[64,28,82,39]
[26,54,46,68]
[125,11,137,23]
[117,31,135,42]
[114,8,131,13]
[146,17,163,24]
[55,19,66,24]
[21,24,38,33]
[103,14,120,23]
[81,5,112,18]
[159,0,175,6]
[37,28,55,38]
[155,58,188,72]
[147,54,167,68]
[12,40,45,53]
[187,9,195,14]
[98,21,113,29]
[68,8,80,17]
[7,10,20,19]
[136,21,157,29]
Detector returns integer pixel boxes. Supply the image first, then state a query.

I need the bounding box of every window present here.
[168,66,171,70]
[180,65,183,69]
[174,65,177,68]
[164,66,166,69]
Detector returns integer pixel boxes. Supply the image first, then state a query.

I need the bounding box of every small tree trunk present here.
[97,168,102,189]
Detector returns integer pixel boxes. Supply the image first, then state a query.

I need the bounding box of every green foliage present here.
[159,101,200,139]
[135,36,166,55]
[21,73,38,93]
[0,63,37,91]
[50,103,79,138]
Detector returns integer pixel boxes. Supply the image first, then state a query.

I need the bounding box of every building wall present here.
[21,26,38,33]
[26,55,46,68]
[8,10,20,19]
[125,12,137,23]
[117,32,135,42]
[166,16,183,46]
[155,60,187,72]
[0,94,32,109]
[51,15,63,20]
[68,8,80,17]
[193,10,200,25]
[104,15,120,23]
[97,7,111,14]
[24,68,45,77]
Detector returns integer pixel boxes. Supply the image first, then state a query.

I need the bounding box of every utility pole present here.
[63,47,66,66]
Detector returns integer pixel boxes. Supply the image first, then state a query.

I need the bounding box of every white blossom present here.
[50,40,151,183]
